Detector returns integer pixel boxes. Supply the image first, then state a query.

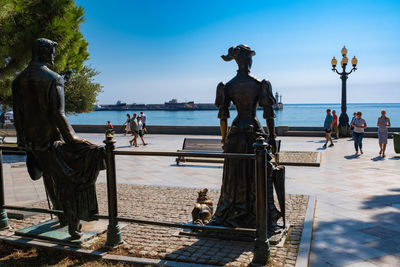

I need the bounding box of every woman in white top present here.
[351,111,367,155]
[137,116,147,146]
[377,110,390,157]
[123,113,131,136]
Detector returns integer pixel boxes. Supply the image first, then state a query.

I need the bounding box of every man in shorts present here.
[323,109,334,148]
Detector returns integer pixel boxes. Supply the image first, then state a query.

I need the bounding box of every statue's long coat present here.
[12,61,104,221]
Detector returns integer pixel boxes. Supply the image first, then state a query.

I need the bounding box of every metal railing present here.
[0,136,271,265]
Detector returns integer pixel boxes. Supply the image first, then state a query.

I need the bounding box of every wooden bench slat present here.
[0,130,17,136]
[0,128,17,144]
[176,138,280,165]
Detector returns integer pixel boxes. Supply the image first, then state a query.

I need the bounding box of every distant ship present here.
[94,99,199,111]
[93,95,283,111]
[273,92,283,110]
[164,99,197,110]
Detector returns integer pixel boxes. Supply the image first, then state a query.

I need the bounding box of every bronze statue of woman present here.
[211,45,277,228]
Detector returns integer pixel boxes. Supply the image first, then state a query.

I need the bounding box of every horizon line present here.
[96,101,400,105]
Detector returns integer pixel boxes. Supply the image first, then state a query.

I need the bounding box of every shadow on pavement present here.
[311,188,400,266]
[344,154,360,159]
[308,140,326,143]
[163,237,252,265]
[116,145,133,149]
[371,156,384,162]
[361,189,400,209]
[389,156,400,160]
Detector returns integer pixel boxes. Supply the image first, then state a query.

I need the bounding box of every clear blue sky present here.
[76,0,400,104]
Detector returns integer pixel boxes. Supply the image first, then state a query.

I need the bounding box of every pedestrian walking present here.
[129,113,139,147]
[137,116,147,146]
[351,111,367,154]
[377,110,390,157]
[350,112,357,138]
[332,110,339,139]
[140,111,147,133]
[323,109,334,148]
[123,113,131,136]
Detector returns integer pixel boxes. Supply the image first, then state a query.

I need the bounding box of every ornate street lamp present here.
[331,45,358,135]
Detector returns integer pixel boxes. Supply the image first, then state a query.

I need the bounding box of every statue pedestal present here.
[179,221,289,245]
[15,219,108,247]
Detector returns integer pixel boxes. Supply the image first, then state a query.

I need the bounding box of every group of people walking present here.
[105,111,148,147]
[323,109,391,156]
[123,112,147,147]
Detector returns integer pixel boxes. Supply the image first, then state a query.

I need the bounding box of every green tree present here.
[65,66,102,114]
[0,0,101,113]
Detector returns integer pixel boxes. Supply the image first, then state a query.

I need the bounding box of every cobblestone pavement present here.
[99,184,308,266]
[3,133,400,266]
[0,184,308,266]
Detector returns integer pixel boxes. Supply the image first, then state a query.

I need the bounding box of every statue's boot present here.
[69,223,82,240]
[68,216,82,240]
[58,214,68,227]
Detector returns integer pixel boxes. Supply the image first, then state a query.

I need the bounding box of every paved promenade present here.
[2,133,400,266]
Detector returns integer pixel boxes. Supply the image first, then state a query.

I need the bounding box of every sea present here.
[67,103,400,127]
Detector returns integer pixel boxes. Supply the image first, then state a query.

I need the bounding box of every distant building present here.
[273,92,283,110]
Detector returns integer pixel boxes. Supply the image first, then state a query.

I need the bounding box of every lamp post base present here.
[339,113,350,137]
[339,125,349,137]
[252,239,270,265]
[0,210,9,229]
[104,224,123,248]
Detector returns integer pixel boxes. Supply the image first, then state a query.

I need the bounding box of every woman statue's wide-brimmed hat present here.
[221,44,255,61]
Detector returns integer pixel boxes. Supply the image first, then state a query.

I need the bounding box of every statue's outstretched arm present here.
[215,82,229,143]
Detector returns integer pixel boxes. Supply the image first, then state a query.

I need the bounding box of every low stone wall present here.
[71,124,400,137]
[71,125,221,135]
[4,123,399,137]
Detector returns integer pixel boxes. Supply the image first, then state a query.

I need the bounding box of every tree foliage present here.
[0,0,102,113]
[65,66,102,114]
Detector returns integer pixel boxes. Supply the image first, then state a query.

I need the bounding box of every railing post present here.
[103,135,123,248]
[0,150,9,229]
[252,137,270,265]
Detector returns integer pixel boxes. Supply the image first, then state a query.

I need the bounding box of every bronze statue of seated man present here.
[12,38,105,239]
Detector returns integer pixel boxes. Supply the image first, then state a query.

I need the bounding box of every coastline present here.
[71,124,400,138]
[67,103,400,127]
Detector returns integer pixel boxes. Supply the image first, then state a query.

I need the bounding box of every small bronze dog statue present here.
[192,188,213,225]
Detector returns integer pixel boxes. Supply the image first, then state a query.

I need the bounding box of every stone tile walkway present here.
[279,136,400,267]
[2,133,400,266]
